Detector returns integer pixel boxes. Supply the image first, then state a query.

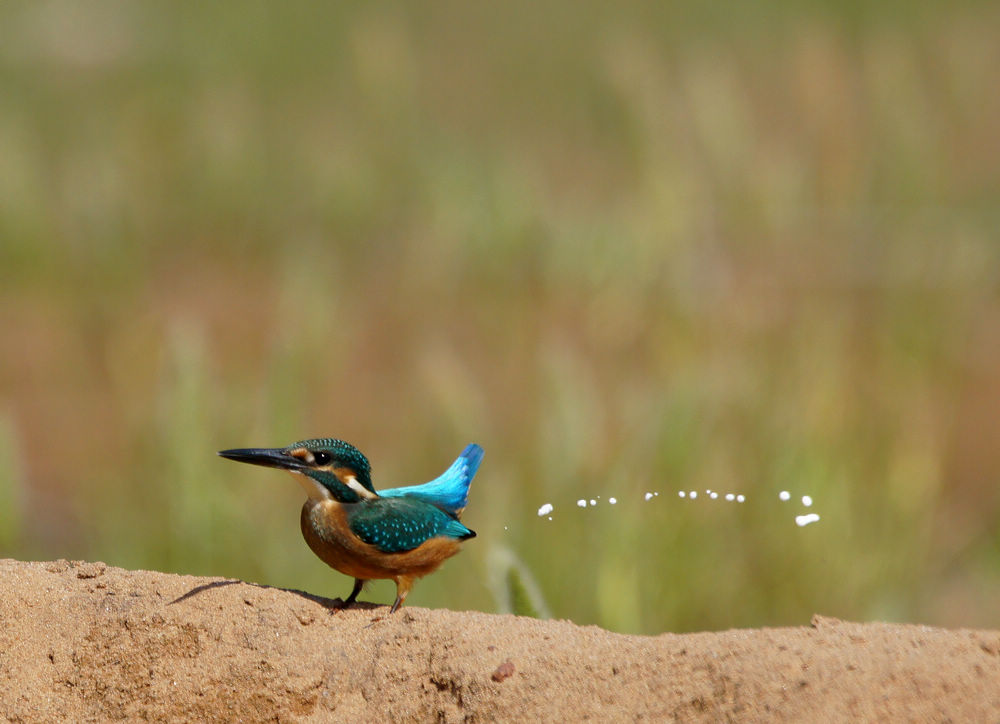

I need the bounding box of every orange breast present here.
[299,499,465,584]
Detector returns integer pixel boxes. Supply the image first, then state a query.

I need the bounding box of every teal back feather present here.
[347,497,475,553]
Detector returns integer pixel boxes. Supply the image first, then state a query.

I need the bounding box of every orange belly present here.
[299,499,464,584]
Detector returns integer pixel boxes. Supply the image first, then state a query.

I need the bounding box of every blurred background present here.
[1,1,998,635]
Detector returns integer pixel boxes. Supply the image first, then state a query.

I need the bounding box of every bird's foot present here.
[328,578,365,614]
[328,599,354,614]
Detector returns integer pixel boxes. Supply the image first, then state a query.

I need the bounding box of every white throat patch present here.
[290,471,333,501]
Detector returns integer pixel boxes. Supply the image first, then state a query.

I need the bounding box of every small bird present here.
[218,439,482,613]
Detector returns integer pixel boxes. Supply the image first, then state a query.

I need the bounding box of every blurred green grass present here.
[1,1,999,634]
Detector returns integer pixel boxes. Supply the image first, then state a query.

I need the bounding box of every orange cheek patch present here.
[288,448,311,463]
[332,467,355,483]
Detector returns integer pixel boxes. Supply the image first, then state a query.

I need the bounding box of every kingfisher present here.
[218,439,482,613]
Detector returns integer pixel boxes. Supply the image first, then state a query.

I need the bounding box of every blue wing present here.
[378,443,483,516]
[349,497,475,554]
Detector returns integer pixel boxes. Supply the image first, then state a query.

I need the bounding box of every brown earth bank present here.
[0,559,998,722]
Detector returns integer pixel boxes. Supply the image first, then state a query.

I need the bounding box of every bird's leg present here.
[364,577,415,626]
[337,578,365,609]
[389,576,414,614]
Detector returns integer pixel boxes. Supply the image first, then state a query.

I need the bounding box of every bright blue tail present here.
[378,443,483,516]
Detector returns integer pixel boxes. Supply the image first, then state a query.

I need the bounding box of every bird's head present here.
[218,438,377,503]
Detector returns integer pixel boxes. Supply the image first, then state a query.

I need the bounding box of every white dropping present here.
[710,492,718,499]
[678,491,686,498]
[537,503,554,517]
[654,492,659,497]
[644,492,654,501]
[736,494,745,502]
[796,513,821,527]
[725,493,735,501]
[608,497,617,505]
[589,499,597,506]
[576,499,587,508]
[779,490,791,501]
[689,491,698,499]
[802,495,813,507]
[548,516,553,521]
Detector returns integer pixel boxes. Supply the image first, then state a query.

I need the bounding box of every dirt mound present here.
[0,559,997,721]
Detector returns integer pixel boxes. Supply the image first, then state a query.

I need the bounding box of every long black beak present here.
[217,447,306,471]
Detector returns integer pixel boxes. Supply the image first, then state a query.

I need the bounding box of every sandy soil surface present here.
[0,558,998,722]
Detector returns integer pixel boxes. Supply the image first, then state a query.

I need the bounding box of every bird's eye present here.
[312,451,331,466]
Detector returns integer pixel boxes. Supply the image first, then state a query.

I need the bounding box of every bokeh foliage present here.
[1,1,998,634]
